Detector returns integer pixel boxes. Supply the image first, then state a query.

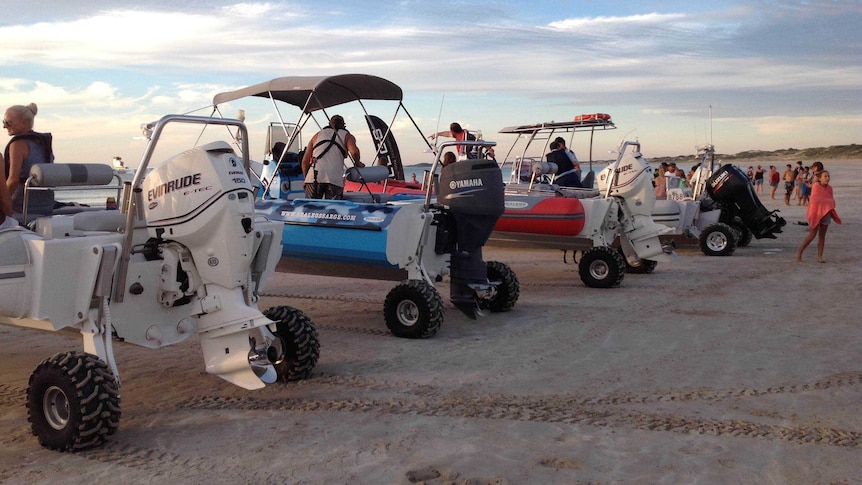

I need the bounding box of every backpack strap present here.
[313,129,348,160]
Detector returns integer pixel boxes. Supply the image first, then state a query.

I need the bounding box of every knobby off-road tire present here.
[485,261,520,312]
[730,216,753,247]
[264,306,320,382]
[27,351,121,452]
[579,246,626,288]
[384,280,444,339]
[699,222,737,256]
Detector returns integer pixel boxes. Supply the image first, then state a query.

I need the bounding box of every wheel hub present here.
[396,300,420,327]
[43,386,70,431]
[589,260,610,279]
[706,232,728,252]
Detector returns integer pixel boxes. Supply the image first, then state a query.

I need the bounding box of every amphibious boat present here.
[209,74,519,338]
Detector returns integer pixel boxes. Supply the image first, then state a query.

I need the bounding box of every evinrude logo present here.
[449,178,484,190]
[148,173,203,202]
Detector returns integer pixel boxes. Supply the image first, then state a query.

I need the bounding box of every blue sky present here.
[2,0,859,165]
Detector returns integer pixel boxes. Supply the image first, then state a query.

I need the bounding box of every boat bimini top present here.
[211,74,433,185]
[212,74,404,111]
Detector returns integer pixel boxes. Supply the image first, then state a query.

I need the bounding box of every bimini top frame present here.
[212,74,433,185]
[499,118,617,177]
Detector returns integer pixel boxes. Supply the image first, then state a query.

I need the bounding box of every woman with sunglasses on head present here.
[4,103,55,219]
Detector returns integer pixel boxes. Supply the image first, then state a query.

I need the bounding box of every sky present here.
[1,0,860,166]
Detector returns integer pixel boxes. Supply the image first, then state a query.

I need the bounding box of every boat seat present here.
[556,187,601,199]
[580,170,595,189]
[344,165,391,184]
[29,163,115,187]
[531,160,558,176]
[23,163,121,224]
[342,191,393,203]
[343,165,394,203]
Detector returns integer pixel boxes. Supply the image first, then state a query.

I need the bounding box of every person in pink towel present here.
[797,170,841,263]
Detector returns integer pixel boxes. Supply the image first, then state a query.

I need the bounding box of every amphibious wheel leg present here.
[578,246,626,288]
[699,222,737,256]
[384,280,444,339]
[27,351,121,451]
[264,306,320,382]
[485,261,520,312]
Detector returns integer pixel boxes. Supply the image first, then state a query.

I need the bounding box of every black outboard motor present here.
[437,159,505,319]
[706,164,786,239]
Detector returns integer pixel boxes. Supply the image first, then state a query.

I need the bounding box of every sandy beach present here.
[0,159,859,484]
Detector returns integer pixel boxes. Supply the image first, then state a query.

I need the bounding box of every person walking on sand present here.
[797,170,841,263]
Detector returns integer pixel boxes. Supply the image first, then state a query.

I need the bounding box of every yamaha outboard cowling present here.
[706,164,785,239]
[437,159,505,318]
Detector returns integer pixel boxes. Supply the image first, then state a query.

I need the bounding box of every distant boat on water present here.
[112,156,128,172]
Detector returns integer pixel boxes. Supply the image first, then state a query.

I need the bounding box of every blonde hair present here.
[7,103,38,130]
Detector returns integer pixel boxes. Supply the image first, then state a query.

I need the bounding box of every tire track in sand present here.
[177,371,861,448]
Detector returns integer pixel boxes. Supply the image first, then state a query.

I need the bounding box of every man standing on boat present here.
[429,122,478,159]
[301,115,362,199]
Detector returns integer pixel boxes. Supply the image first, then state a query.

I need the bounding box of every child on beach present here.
[797,170,841,263]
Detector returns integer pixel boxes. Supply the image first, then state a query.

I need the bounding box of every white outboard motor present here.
[596,142,673,262]
[143,141,281,389]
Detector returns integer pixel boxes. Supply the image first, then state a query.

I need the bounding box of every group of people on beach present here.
[780,160,819,207]
[653,161,692,199]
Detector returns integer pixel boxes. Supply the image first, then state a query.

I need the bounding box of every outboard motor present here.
[143,141,282,389]
[707,164,786,239]
[437,159,505,319]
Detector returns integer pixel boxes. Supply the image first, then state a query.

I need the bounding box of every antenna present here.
[708,105,713,147]
[433,95,445,153]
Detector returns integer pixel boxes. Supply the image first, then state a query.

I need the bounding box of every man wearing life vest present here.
[301,115,362,199]
[429,122,478,159]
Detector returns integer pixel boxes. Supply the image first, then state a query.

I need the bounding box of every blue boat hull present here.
[256,198,417,269]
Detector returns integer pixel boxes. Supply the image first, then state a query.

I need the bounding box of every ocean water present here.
[53,171,132,207]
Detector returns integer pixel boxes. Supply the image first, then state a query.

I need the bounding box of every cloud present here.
[547,12,688,30]
[0,1,858,160]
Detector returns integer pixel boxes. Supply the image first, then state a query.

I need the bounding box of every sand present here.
[0,160,859,484]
